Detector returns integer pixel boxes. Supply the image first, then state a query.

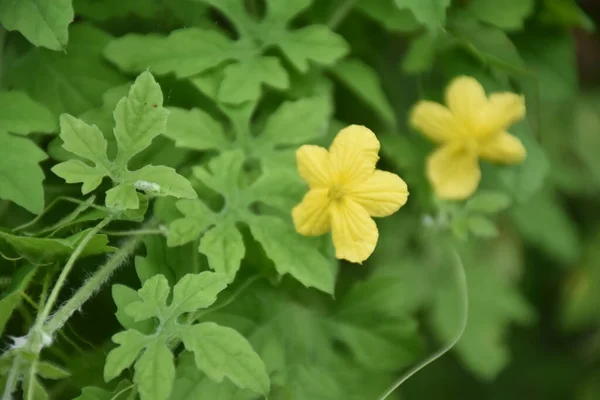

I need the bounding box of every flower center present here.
[328,184,345,201]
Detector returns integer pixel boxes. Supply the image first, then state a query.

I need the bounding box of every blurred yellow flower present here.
[292,125,409,264]
[411,76,527,200]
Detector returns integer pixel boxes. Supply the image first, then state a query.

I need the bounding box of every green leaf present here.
[112,284,154,333]
[167,200,217,247]
[249,216,337,294]
[0,91,56,135]
[465,191,512,214]
[431,245,534,379]
[394,0,450,32]
[126,274,171,322]
[539,0,595,31]
[0,131,47,214]
[104,329,149,382]
[169,272,229,316]
[330,59,395,125]
[4,23,126,117]
[0,264,37,336]
[356,0,420,32]
[402,33,437,74]
[219,56,289,104]
[164,107,230,151]
[468,0,535,31]
[256,97,330,148]
[275,26,349,73]
[133,340,176,400]
[0,0,73,50]
[467,216,499,238]
[125,165,196,199]
[510,187,580,265]
[105,184,140,210]
[73,380,133,400]
[181,322,270,395]
[496,122,550,203]
[0,229,115,265]
[199,222,246,281]
[113,71,170,167]
[104,28,235,78]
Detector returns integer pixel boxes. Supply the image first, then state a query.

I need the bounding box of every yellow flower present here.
[410,76,527,200]
[292,125,409,264]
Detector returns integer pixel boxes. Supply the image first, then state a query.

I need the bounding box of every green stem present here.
[101,228,165,237]
[327,0,356,29]
[44,227,147,335]
[2,355,21,400]
[377,244,469,400]
[31,217,112,336]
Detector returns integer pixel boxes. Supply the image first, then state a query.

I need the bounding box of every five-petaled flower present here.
[411,76,527,200]
[292,125,409,264]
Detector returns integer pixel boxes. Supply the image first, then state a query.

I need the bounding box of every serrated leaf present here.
[164,107,230,151]
[112,284,154,333]
[198,223,246,281]
[465,191,512,214]
[257,97,330,147]
[275,26,349,73]
[167,200,217,247]
[0,91,56,135]
[133,340,176,400]
[219,56,289,103]
[330,59,395,125]
[181,322,270,395]
[0,0,74,50]
[468,0,535,31]
[113,71,170,166]
[52,160,107,195]
[4,23,126,117]
[104,330,149,381]
[467,216,499,238]
[249,216,337,294]
[0,131,47,214]
[169,272,228,316]
[126,275,170,321]
[104,28,234,78]
[125,165,197,199]
[395,0,450,32]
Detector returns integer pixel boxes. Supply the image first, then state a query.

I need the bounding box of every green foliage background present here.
[1,0,600,399]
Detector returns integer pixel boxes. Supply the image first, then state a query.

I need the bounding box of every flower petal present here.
[479,131,526,164]
[329,125,380,185]
[330,197,378,264]
[292,189,331,236]
[347,170,409,217]
[445,76,487,128]
[296,145,331,188]
[410,101,461,143]
[427,144,481,200]
[482,93,526,134]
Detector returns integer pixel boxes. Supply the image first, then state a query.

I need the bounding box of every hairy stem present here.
[44,225,148,335]
[32,217,112,335]
[377,243,469,400]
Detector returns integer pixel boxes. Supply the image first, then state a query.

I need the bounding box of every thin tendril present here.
[377,244,469,400]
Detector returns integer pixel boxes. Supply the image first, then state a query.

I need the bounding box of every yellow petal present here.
[292,189,331,236]
[329,125,380,185]
[330,197,378,264]
[410,101,461,143]
[427,144,481,200]
[445,76,487,129]
[479,131,526,164]
[296,145,331,188]
[481,93,526,135]
[347,170,409,217]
